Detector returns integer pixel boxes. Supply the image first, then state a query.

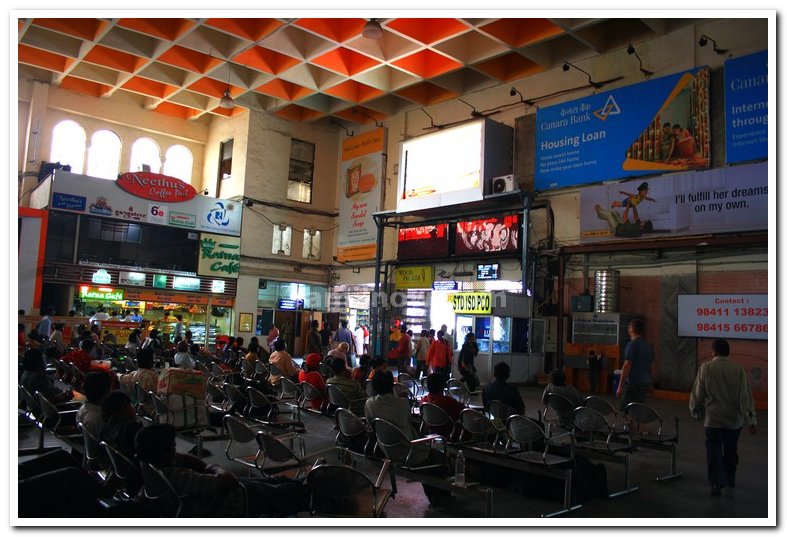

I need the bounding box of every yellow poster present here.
[395,266,434,289]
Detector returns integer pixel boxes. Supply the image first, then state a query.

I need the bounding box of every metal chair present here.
[240,359,255,383]
[544,392,578,434]
[584,396,625,433]
[488,400,518,423]
[246,386,304,432]
[447,379,483,409]
[206,382,229,414]
[78,421,111,479]
[326,384,366,415]
[134,382,154,420]
[256,430,307,479]
[223,414,263,474]
[365,379,376,397]
[102,440,143,497]
[222,383,248,415]
[37,391,80,440]
[140,462,189,517]
[371,418,445,496]
[457,408,507,454]
[254,362,270,383]
[268,362,284,378]
[210,363,229,384]
[571,406,632,455]
[419,402,458,441]
[306,463,392,517]
[505,414,579,517]
[278,377,303,421]
[300,380,326,413]
[334,408,372,464]
[623,402,682,482]
[397,373,422,397]
[318,362,333,379]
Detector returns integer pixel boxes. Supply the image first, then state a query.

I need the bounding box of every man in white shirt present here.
[89,307,110,324]
[440,324,453,352]
[689,339,757,496]
[353,325,365,366]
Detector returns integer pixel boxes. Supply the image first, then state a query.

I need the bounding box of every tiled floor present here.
[18,383,770,522]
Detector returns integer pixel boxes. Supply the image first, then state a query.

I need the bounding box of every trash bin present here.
[611,369,623,394]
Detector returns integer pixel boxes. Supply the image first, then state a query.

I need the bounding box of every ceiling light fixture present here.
[362,18,383,39]
[698,34,728,55]
[562,61,603,89]
[219,63,235,109]
[627,44,654,77]
[509,87,535,106]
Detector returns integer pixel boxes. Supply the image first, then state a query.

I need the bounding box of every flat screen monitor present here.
[397,224,449,260]
[476,263,499,280]
[456,214,519,256]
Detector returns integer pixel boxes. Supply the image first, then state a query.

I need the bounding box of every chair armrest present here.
[374,460,391,489]
[411,434,443,445]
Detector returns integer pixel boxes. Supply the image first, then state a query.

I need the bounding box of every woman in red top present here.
[298,353,325,410]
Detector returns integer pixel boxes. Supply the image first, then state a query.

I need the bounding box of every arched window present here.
[86,129,121,179]
[50,120,86,174]
[163,144,193,183]
[129,138,161,173]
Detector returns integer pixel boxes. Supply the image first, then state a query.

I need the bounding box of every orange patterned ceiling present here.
[17,17,688,125]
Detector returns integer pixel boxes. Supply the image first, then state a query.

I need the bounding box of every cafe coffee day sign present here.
[198,233,241,279]
[536,67,710,190]
[336,128,385,262]
[725,50,768,164]
[50,171,241,236]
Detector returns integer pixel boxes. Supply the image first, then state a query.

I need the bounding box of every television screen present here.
[397,224,449,260]
[456,214,519,256]
[477,263,499,280]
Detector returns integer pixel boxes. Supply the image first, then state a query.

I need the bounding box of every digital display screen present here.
[477,263,499,280]
[397,224,449,260]
[456,214,519,256]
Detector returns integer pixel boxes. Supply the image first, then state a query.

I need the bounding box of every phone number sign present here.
[678,294,768,340]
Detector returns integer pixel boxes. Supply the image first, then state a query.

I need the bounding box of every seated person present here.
[20,348,73,404]
[364,371,415,439]
[76,371,113,436]
[326,357,368,416]
[99,391,144,461]
[542,368,584,427]
[298,353,326,410]
[117,347,159,413]
[420,373,465,438]
[367,356,388,381]
[268,339,299,386]
[326,342,349,362]
[482,362,525,415]
[351,354,372,386]
[173,340,196,369]
[135,424,312,517]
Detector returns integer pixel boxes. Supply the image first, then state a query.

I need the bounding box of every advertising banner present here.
[50,171,242,236]
[394,266,435,289]
[725,50,768,164]
[536,67,710,190]
[336,128,385,262]
[198,233,241,279]
[678,294,768,340]
[455,215,519,256]
[397,224,449,260]
[450,292,493,315]
[579,161,767,243]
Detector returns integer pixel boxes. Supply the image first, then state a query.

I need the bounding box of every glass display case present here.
[492,316,511,354]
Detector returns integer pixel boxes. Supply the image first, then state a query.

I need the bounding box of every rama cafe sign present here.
[198,233,240,279]
[117,172,197,203]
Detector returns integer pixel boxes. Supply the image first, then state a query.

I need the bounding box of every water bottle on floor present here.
[455,450,466,487]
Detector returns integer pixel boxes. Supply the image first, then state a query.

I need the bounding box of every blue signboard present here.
[278,298,303,310]
[51,192,87,211]
[432,280,458,291]
[725,50,768,164]
[536,67,711,190]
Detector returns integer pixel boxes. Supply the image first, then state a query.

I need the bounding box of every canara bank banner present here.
[536,67,710,190]
[578,161,767,243]
[49,172,242,237]
[725,50,768,164]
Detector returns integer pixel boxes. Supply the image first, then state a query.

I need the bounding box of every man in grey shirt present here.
[616,318,653,409]
[689,339,757,496]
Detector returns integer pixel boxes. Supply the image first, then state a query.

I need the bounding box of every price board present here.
[678,294,768,340]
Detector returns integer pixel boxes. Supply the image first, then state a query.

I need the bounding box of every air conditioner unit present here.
[491,174,517,194]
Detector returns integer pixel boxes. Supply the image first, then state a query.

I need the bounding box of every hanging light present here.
[219,89,235,109]
[362,18,383,39]
[219,62,235,109]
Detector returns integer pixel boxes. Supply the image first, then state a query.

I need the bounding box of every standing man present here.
[173,315,185,342]
[35,306,55,339]
[388,324,411,377]
[616,318,653,409]
[689,339,757,496]
[306,319,322,355]
[427,330,453,378]
[333,320,356,367]
[353,324,366,368]
[439,324,454,354]
[319,322,332,355]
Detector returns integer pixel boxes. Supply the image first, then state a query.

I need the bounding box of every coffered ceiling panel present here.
[18,16,681,124]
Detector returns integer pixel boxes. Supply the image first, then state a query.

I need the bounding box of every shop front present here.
[255,279,328,356]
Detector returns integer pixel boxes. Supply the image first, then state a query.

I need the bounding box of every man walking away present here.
[333,320,356,367]
[616,319,653,409]
[689,339,757,496]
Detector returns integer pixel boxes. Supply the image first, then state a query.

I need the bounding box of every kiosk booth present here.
[450,291,542,384]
